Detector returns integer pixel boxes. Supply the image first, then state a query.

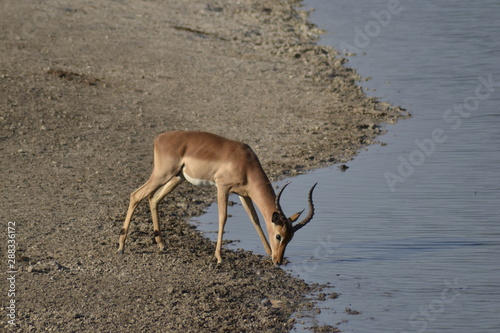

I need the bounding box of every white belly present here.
[182,168,215,186]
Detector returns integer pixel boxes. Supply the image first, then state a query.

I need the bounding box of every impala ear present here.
[272,212,284,226]
[289,209,305,223]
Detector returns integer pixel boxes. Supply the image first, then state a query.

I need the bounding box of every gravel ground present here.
[0,0,407,332]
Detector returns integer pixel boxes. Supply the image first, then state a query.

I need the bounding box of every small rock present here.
[345,307,361,315]
[329,292,340,299]
[261,298,271,307]
[270,299,285,308]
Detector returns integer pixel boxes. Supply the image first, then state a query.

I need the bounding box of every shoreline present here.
[0,0,407,331]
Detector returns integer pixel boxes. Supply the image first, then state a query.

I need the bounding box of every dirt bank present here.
[0,0,407,331]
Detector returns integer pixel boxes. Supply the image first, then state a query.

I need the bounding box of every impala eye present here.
[276,234,282,241]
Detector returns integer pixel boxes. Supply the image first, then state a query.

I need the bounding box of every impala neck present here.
[246,171,278,226]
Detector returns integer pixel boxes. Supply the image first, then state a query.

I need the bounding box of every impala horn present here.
[292,183,317,233]
[275,182,291,216]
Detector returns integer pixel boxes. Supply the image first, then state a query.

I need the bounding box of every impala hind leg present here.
[118,171,175,253]
[148,176,184,253]
[118,179,162,254]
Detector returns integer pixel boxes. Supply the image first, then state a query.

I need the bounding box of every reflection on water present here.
[193,0,500,332]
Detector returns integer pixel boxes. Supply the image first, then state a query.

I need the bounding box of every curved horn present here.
[275,182,291,215]
[292,183,317,233]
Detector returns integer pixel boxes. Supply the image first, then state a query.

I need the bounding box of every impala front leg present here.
[239,195,272,255]
[215,186,230,264]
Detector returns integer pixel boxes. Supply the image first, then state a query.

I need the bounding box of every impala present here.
[117,130,317,265]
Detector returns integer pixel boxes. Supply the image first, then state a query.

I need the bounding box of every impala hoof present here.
[117,249,124,255]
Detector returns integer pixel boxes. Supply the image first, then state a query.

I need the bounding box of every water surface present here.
[194,1,500,331]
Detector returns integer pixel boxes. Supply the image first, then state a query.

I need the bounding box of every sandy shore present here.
[0,0,407,331]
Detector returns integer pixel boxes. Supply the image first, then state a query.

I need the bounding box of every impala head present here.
[270,182,317,265]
